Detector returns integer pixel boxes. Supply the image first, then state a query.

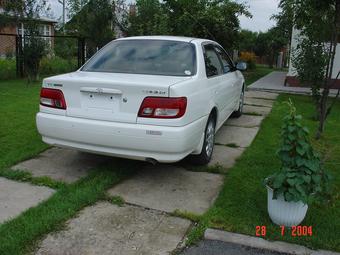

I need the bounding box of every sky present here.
[47,0,280,32]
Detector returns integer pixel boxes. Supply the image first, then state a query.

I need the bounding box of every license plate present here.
[82,92,120,113]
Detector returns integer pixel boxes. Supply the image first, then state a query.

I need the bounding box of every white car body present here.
[36,36,245,163]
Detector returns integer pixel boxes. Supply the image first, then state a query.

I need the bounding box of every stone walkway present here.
[3,90,278,254]
[209,90,278,170]
[0,177,54,224]
[249,71,339,96]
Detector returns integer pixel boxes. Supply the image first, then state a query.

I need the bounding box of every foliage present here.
[239,51,256,70]
[40,56,78,75]
[1,0,50,82]
[0,59,16,80]
[265,101,332,204]
[23,36,48,82]
[237,29,258,52]
[254,27,288,67]
[128,0,251,50]
[287,0,340,137]
[271,0,295,43]
[66,0,115,55]
[128,0,170,35]
[53,36,78,59]
[292,37,329,119]
[67,0,90,17]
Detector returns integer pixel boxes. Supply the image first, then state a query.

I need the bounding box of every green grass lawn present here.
[0,79,49,170]
[0,79,139,255]
[188,94,340,252]
[244,65,286,86]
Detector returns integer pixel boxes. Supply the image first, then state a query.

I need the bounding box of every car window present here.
[203,45,223,77]
[214,46,234,74]
[82,40,196,76]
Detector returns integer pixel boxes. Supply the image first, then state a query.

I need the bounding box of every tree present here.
[285,0,340,138]
[128,0,170,35]
[0,0,49,81]
[271,0,295,44]
[127,0,251,50]
[237,29,258,52]
[66,0,115,56]
[254,28,287,68]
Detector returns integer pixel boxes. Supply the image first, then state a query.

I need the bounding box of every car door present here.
[203,44,233,128]
[214,45,241,114]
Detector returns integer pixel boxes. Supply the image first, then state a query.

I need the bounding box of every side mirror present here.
[236,62,247,71]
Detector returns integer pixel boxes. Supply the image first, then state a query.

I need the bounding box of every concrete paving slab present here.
[0,177,55,223]
[36,202,191,255]
[245,91,279,100]
[243,105,272,116]
[215,126,259,148]
[225,115,265,128]
[12,147,112,183]
[108,165,224,214]
[244,98,274,108]
[208,145,245,170]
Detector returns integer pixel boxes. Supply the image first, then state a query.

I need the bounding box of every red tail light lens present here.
[138,97,187,118]
[40,88,67,109]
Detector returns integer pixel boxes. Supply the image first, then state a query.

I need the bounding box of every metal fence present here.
[0,33,87,78]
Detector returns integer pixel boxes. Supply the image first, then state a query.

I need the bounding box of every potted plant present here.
[264,100,331,227]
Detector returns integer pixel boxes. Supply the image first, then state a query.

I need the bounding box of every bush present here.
[23,36,48,82]
[0,59,16,80]
[239,51,256,70]
[40,57,78,76]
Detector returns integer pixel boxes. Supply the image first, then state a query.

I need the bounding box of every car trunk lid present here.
[43,71,190,123]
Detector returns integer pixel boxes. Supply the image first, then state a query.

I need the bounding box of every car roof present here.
[116,35,214,44]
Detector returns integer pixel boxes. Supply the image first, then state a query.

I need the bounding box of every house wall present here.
[287,27,340,88]
[0,22,56,57]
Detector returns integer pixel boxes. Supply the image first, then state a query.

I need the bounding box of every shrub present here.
[0,59,16,80]
[23,36,47,82]
[40,56,78,75]
[239,51,256,70]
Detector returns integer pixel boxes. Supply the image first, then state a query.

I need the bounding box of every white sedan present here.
[37,36,246,165]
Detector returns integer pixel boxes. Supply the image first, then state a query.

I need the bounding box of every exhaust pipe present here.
[145,158,158,165]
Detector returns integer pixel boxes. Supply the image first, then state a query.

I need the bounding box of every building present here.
[286,27,340,89]
[0,0,57,57]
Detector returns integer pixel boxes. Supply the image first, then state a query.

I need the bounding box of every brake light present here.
[40,88,67,109]
[138,97,187,118]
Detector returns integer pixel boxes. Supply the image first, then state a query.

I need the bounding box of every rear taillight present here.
[138,97,187,118]
[40,88,67,109]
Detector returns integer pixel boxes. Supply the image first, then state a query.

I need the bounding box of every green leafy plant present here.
[265,100,331,204]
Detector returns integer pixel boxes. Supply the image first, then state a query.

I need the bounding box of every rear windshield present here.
[81,39,196,76]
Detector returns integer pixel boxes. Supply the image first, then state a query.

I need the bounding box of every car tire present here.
[231,86,244,118]
[190,114,216,165]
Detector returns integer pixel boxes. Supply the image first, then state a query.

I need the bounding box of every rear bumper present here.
[36,112,207,163]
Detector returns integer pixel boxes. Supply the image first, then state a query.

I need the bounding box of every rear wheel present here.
[190,115,216,165]
[231,86,244,118]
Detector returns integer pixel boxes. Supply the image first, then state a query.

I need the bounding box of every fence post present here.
[15,35,24,78]
[77,37,86,68]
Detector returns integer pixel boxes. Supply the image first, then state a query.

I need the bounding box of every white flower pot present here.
[267,186,308,227]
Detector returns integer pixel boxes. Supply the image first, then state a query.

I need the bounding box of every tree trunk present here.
[316,0,340,139]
